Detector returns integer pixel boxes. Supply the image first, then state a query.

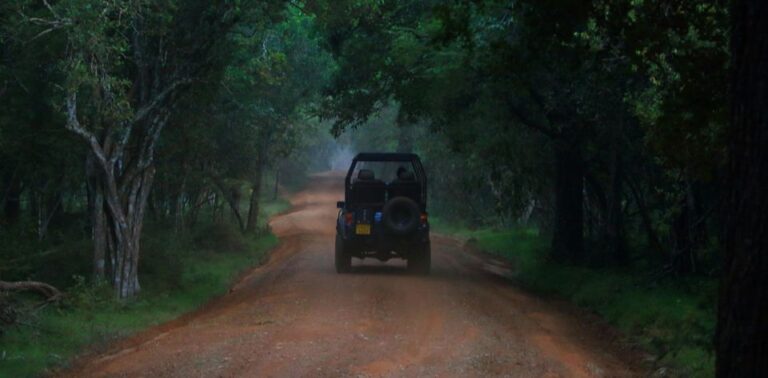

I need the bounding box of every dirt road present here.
[64,173,642,377]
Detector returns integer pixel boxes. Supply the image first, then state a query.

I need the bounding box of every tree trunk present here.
[3,172,21,224]
[187,188,203,227]
[212,177,245,231]
[246,164,263,234]
[174,172,187,233]
[519,199,536,225]
[627,177,667,260]
[273,167,280,200]
[212,192,221,223]
[670,182,705,275]
[67,93,161,299]
[551,142,585,263]
[716,0,768,375]
[33,178,63,241]
[36,191,62,241]
[92,190,108,279]
[105,167,154,298]
[231,188,242,225]
[87,152,108,279]
[583,172,606,252]
[606,125,626,265]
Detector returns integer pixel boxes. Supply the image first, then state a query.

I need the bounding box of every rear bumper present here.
[337,206,429,257]
[338,223,429,257]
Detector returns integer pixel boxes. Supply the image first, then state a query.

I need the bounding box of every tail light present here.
[420,212,428,225]
[345,212,354,226]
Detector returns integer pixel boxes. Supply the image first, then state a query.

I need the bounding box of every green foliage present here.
[153,7,335,223]
[617,0,729,178]
[312,0,728,272]
[0,219,91,287]
[0,196,286,377]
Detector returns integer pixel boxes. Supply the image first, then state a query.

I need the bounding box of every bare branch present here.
[42,0,60,18]
[117,110,169,194]
[0,281,62,302]
[144,111,170,164]
[26,27,60,43]
[65,92,109,165]
[287,1,310,16]
[132,78,192,124]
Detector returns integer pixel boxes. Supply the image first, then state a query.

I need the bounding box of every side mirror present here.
[336,201,345,209]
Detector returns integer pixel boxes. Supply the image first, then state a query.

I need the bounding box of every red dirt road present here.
[64,172,642,377]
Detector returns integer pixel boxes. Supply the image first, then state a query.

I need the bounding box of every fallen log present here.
[0,280,62,301]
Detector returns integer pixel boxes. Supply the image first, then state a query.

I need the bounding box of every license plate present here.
[355,224,371,235]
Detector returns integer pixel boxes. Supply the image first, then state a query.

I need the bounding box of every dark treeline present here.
[0,0,765,376]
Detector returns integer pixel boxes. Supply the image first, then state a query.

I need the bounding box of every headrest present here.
[398,170,415,181]
[358,169,375,180]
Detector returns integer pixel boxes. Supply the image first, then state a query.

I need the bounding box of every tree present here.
[716,0,768,375]
[200,7,333,234]
[5,0,285,298]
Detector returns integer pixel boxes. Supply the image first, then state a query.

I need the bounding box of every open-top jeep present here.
[335,153,431,274]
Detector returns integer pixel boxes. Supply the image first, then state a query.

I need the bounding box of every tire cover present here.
[382,196,420,235]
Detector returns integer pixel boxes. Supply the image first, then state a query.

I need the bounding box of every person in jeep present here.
[335,153,431,274]
[395,166,409,181]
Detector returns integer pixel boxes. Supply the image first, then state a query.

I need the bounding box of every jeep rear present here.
[335,153,431,274]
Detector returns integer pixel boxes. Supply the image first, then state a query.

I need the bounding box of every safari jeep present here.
[335,153,431,274]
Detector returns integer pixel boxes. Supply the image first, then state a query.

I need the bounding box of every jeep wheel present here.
[335,234,352,273]
[407,243,431,275]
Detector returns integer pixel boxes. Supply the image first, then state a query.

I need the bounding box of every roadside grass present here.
[431,218,716,377]
[0,195,290,378]
[261,196,293,218]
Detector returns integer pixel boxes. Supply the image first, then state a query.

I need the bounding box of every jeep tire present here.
[407,242,431,275]
[335,234,352,273]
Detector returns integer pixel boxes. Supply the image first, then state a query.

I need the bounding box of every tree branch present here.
[0,281,62,302]
[65,92,109,165]
[132,78,192,124]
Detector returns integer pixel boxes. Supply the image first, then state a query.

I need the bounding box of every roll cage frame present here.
[343,152,428,208]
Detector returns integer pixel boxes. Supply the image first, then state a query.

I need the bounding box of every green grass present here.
[0,196,290,378]
[432,220,716,377]
[260,196,292,218]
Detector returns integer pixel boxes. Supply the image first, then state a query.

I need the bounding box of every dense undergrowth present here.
[431,218,716,377]
[0,196,290,377]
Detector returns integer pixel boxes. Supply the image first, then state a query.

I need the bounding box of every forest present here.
[0,0,765,377]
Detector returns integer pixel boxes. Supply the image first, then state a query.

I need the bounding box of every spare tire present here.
[382,196,420,235]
